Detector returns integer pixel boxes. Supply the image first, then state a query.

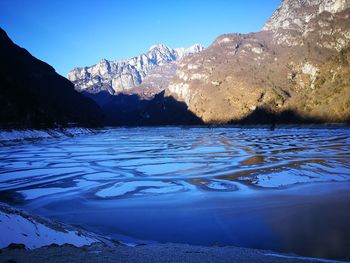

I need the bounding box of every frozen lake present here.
[1,127,350,260]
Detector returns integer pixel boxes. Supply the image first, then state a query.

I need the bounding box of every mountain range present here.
[69,0,350,125]
[68,44,204,98]
[1,0,349,127]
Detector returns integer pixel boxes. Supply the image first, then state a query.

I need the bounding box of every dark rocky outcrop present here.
[0,28,105,128]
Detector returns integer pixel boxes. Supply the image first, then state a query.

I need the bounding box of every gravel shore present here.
[0,242,338,263]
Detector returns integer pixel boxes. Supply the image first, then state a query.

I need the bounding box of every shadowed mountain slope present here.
[0,28,105,128]
[84,91,203,126]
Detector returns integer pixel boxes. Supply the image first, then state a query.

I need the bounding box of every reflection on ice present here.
[251,169,349,188]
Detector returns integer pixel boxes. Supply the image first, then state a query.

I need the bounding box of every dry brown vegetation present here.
[166,7,350,124]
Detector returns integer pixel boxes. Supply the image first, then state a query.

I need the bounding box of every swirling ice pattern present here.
[0,128,349,201]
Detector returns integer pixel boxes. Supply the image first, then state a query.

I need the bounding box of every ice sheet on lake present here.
[1,127,350,259]
[19,187,71,200]
[136,162,205,175]
[206,181,239,191]
[0,127,349,201]
[18,179,104,200]
[96,181,184,198]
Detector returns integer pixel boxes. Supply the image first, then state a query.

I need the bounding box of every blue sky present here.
[0,0,280,76]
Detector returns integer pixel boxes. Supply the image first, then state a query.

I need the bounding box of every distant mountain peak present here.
[68,43,204,96]
[98,58,109,64]
[149,44,169,51]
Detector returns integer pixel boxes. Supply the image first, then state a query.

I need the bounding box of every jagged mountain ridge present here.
[68,44,204,97]
[165,0,350,123]
[263,0,350,32]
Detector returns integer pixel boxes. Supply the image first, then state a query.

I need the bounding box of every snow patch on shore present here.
[0,203,99,249]
[0,128,98,142]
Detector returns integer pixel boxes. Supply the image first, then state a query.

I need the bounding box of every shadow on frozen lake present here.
[0,127,350,260]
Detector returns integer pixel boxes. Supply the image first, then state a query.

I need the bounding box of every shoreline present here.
[0,203,349,263]
[1,242,348,263]
[1,124,349,145]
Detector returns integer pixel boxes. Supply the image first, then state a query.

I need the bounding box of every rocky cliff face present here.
[263,0,350,32]
[0,28,105,128]
[68,44,203,97]
[166,0,350,123]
